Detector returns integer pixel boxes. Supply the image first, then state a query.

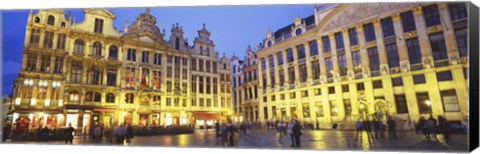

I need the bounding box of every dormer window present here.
[295,28,302,36]
[175,38,180,50]
[61,22,66,28]
[94,18,104,33]
[47,15,55,25]
[267,40,272,47]
[34,17,40,23]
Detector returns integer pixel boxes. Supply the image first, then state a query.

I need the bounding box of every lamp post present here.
[425,100,432,116]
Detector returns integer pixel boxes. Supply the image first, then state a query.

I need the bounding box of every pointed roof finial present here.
[203,23,206,29]
[145,8,151,14]
[176,22,179,27]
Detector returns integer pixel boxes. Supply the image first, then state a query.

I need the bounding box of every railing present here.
[312,79,321,86]
[289,84,295,90]
[384,36,396,44]
[410,63,424,71]
[434,59,450,68]
[389,67,401,74]
[452,18,468,29]
[326,77,334,83]
[278,86,285,92]
[370,70,381,77]
[299,82,307,88]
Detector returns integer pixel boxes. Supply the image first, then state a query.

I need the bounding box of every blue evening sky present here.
[1,4,317,96]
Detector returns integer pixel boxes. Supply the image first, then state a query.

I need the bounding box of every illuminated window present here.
[69,90,80,102]
[125,93,134,104]
[106,93,115,103]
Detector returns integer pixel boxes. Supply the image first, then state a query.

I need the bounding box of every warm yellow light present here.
[30,99,36,106]
[360,104,365,109]
[15,98,21,105]
[425,100,431,106]
[58,100,63,106]
[45,99,50,106]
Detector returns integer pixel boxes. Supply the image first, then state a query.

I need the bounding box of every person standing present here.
[215,122,220,137]
[125,124,134,145]
[373,119,381,139]
[418,116,428,138]
[437,116,450,140]
[387,116,397,139]
[287,120,295,147]
[94,125,102,143]
[226,120,235,146]
[426,116,437,141]
[291,119,302,148]
[276,121,285,144]
[65,123,75,144]
[354,119,363,141]
[114,123,126,145]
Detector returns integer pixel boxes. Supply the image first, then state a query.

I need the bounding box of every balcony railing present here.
[434,59,450,68]
[299,82,307,88]
[289,84,295,90]
[326,77,334,83]
[312,79,321,86]
[389,67,401,74]
[371,70,381,77]
[384,36,396,44]
[452,18,468,29]
[410,63,424,71]
[278,86,285,92]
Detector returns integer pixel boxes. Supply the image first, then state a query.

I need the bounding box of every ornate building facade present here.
[245,2,469,128]
[11,8,233,130]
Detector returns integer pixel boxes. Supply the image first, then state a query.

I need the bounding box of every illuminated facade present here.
[249,2,469,129]
[11,8,232,130]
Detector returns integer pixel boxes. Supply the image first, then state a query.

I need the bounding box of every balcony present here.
[384,36,396,44]
[312,79,321,86]
[389,67,401,74]
[354,73,363,80]
[452,18,468,29]
[370,70,381,77]
[278,86,285,92]
[299,82,307,88]
[434,59,450,68]
[326,77,334,84]
[410,63,424,71]
[288,84,295,90]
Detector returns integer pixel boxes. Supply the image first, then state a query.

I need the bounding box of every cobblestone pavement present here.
[8,129,468,152]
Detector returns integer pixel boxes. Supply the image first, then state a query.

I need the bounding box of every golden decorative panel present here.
[404,31,417,39]
[428,26,443,34]
[366,41,376,48]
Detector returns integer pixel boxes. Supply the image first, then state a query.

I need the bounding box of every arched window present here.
[61,22,66,28]
[89,66,101,85]
[69,90,80,102]
[106,93,115,103]
[73,39,85,54]
[206,47,210,56]
[175,38,180,50]
[34,17,40,23]
[125,93,134,104]
[92,42,102,56]
[47,15,55,25]
[109,45,118,59]
[85,91,101,102]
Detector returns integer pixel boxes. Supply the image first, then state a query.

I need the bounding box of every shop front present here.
[191,112,224,130]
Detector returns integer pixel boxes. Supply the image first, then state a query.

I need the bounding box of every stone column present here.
[356,25,369,69]
[452,68,468,119]
[282,50,289,86]
[273,53,280,86]
[413,6,433,64]
[329,34,339,79]
[403,75,420,121]
[304,42,313,82]
[292,47,300,85]
[392,13,409,62]
[373,20,388,67]
[343,29,354,71]
[438,3,459,57]
[49,56,55,74]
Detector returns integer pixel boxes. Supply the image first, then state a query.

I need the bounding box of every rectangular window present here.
[316,102,324,117]
[40,55,51,72]
[290,92,296,99]
[183,58,188,66]
[192,75,197,93]
[335,32,344,49]
[174,68,180,79]
[312,61,320,80]
[406,38,422,64]
[429,32,448,60]
[271,95,276,101]
[344,99,352,116]
[166,67,172,78]
[43,31,54,49]
[191,58,196,70]
[288,67,295,85]
[437,71,453,81]
[363,23,376,42]
[309,40,318,56]
[416,92,430,114]
[401,11,416,32]
[270,70,275,88]
[338,54,347,76]
[125,67,135,88]
[303,105,310,118]
[314,88,321,95]
[182,69,188,80]
[348,28,358,46]
[71,61,82,83]
[107,66,117,86]
[261,58,266,70]
[280,94,285,100]
[342,85,349,93]
[29,29,40,46]
[153,70,161,90]
[413,74,426,84]
[392,77,403,86]
[325,57,333,72]
[206,77,211,94]
[449,3,468,21]
[372,80,383,89]
[166,98,171,106]
[278,69,284,86]
[167,55,173,63]
[386,42,400,68]
[352,51,361,66]
[328,87,335,94]
[26,53,37,71]
[142,51,149,63]
[322,36,331,52]
[357,83,365,91]
[213,62,217,73]
[56,33,66,50]
[127,49,136,61]
[277,52,284,65]
[269,55,275,68]
[455,28,468,57]
[297,45,306,60]
[198,59,204,71]
[53,57,63,74]
[302,91,308,97]
[441,90,460,112]
[381,17,395,38]
[287,48,294,62]
[300,65,307,82]
[166,81,172,92]
[94,18,104,33]
[153,54,162,65]
[394,94,409,114]
[206,61,211,73]
[368,47,380,70]
[423,5,441,27]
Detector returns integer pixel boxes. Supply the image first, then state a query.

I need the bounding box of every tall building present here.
[11,8,233,130]
[230,46,260,122]
[242,2,468,129]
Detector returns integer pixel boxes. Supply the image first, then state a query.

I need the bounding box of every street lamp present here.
[425,100,432,116]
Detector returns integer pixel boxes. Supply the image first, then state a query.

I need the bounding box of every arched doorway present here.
[373,99,388,120]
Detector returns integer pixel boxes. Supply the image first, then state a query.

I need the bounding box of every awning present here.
[191,112,223,120]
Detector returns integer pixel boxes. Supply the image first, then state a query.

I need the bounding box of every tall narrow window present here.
[335,32,344,49]
[423,5,441,27]
[192,75,197,93]
[288,67,295,85]
[406,38,422,64]
[401,11,416,32]
[449,3,468,21]
[352,51,362,66]
[416,92,430,114]
[175,38,180,50]
[363,23,376,42]
[199,77,204,93]
[141,68,150,87]
[261,58,266,70]
[268,55,275,68]
[309,40,318,56]
[29,29,41,46]
[322,36,331,52]
[297,45,305,59]
[300,65,307,82]
[394,94,409,114]
[94,18,104,33]
[386,43,400,68]
[26,54,37,71]
[107,66,117,86]
[213,62,217,73]
[53,57,63,74]
[199,60,204,71]
[325,57,333,74]
[191,58,196,70]
[40,55,51,72]
[278,69,284,86]
[287,48,294,62]
[47,15,55,25]
[153,70,161,90]
[92,42,102,56]
[206,61,211,73]
[56,33,66,50]
[348,28,358,46]
[73,39,85,54]
[125,67,135,88]
[441,90,460,112]
[429,32,448,60]
[381,17,395,38]
[127,49,136,61]
[109,45,118,59]
[277,52,284,65]
[89,66,101,85]
[455,28,468,57]
[368,47,380,71]
[338,54,347,76]
[206,77,211,94]
[312,61,320,80]
[142,51,149,63]
[71,61,82,83]
[43,31,54,49]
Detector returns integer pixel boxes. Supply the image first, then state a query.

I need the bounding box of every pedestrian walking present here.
[114,123,127,145]
[94,125,102,143]
[354,119,363,141]
[437,116,450,139]
[291,119,302,148]
[226,120,236,146]
[287,120,295,147]
[417,116,428,138]
[104,126,112,144]
[65,123,74,144]
[276,121,285,144]
[215,122,220,137]
[373,119,381,139]
[125,124,134,145]
[387,116,397,139]
[427,116,438,141]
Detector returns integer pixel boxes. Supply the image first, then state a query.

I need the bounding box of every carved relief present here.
[428,26,443,34]
[404,31,417,39]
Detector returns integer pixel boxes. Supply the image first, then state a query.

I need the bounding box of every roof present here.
[273,14,316,41]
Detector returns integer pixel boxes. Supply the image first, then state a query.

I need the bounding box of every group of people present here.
[354,115,397,141]
[273,119,303,147]
[415,115,450,141]
[74,123,134,145]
